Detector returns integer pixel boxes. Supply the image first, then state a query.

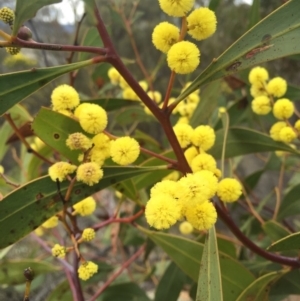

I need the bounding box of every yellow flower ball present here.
[92,133,111,159]
[0,165,4,174]
[0,7,15,25]
[66,133,92,151]
[173,123,194,148]
[250,82,268,98]
[191,125,216,151]
[74,103,91,118]
[108,67,121,85]
[167,41,200,74]
[110,137,140,165]
[82,228,96,242]
[248,67,269,85]
[122,87,140,101]
[251,95,272,115]
[73,197,96,216]
[184,146,199,166]
[51,84,80,111]
[145,194,182,229]
[88,148,106,166]
[185,201,217,231]
[186,93,200,104]
[51,244,66,259]
[6,47,21,55]
[150,180,183,201]
[162,171,180,181]
[187,7,217,41]
[139,80,148,91]
[195,170,218,198]
[279,127,297,143]
[48,162,77,182]
[42,216,58,229]
[158,0,194,17]
[179,221,193,235]
[177,102,197,118]
[217,178,242,203]
[78,261,98,281]
[273,98,294,120]
[77,103,108,134]
[119,76,129,89]
[76,162,103,186]
[191,153,217,173]
[294,120,300,132]
[152,22,180,53]
[147,91,162,103]
[269,121,287,141]
[266,77,287,98]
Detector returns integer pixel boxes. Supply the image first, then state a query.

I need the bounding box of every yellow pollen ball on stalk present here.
[152,22,180,53]
[158,0,194,17]
[191,125,216,151]
[179,221,193,235]
[250,82,268,98]
[279,127,297,143]
[51,244,66,259]
[48,162,77,182]
[139,80,148,91]
[248,67,269,85]
[122,87,140,101]
[266,77,287,98]
[110,137,140,166]
[82,228,96,241]
[251,95,272,115]
[77,103,108,134]
[5,47,21,55]
[187,7,217,41]
[76,162,103,186]
[269,121,287,141]
[173,123,194,148]
[66,133,92,151]
[167,41,200,74]
[0,165,4,174]
[0,7,15,25]
[195,170,218,198]
[184,146,199,166]
[217,178,242,203]
[185,201,217,230]
[108,67,121,85]
[78,261,98,281]
[145,194,182,229]
[73,197,96,216]
[273,98,294,120]
[191,153,217,173]
[294,120,300,132]
[51,84,80,111]
[42,216,58,229]
[147,91,162,103]
[92,133,111,159]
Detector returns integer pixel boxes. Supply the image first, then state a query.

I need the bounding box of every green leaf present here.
[209,0,221,11]
[248,0,260,29]
[154,262,187,301]
[13,0,62,35]
[0,166,160,248]
[46,280,73,301]
[209,127,298,159]
[262,220,291,242]
[268,232,300,252]
[196,226,223,301]
[139,227,255,301]
[277,184,300,220]
[189,81,220,127]
[0,259,59,285]
[0,60,94,116]
[79,27,103,61]
[236,271,286,301]
[97,282,151,301]
[178,0,300,101]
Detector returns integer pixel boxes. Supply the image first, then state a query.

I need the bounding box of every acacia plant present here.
[1,0,300,300]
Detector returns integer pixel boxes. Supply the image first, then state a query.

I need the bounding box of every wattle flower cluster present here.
[152,0,217,74]
[249,67,299,145]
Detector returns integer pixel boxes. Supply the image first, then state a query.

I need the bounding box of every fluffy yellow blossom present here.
[88,148,106,166]
[108,67,121,85]
[51,244,66,259]
[147,91,162,103]
[191,153,217,173]
[191,125,216,151]
[150,180,183,200]
[187,7,217,40]
[185,201,217,230]
[269,122,287,141]
[0,165,4,174]
[248,67,269,85]
[179,221,193,235]
[158,0,194,17]
[273,98,294,120]
[78,261,98,281]
[294,120,300,132]
[34,227,44,236]
[110,137,140,165]
[266,77,287,98]
[139,80,148,91]
[145,194,182,229]
[0,7,15,25]
[217,178,242,202]
[77,103,108,134]
[279,127,297,143]
[66,133,92,151]
[82,228,96,242]
[251,95,272,115]
[177,116,190,124]
[173,123,194,148]
[42,216,58,229]
[92,133,111,159]
[76,162,103,186]
[195,170,218,198]
[122,87,140,101]
[152,22,180,53]
[74,103,91,118]
[177,102,197,118]
[51,85,80,111]
[162,171,180,181]
[250,82,268,98]
[167,41,200,74]
[48,162,77,182]
[5,47,21,55]
[186,93,200,104]
[184,146,199,166]
[73,197,96,216]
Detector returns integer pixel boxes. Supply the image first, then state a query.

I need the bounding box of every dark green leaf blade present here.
[0,166,159,248]
[46,280,73,301]
[248,0,260,29]
[277,184,300,220]
[13,0,63,35]
[0,60,93,116]
[268,232,300,252]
